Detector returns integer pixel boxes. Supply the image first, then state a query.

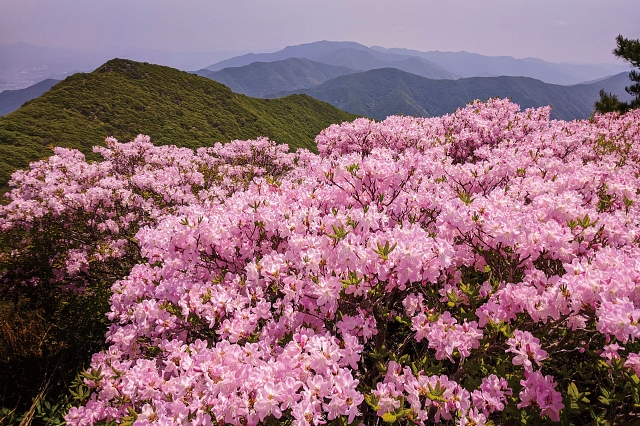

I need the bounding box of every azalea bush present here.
[2,99,640,425]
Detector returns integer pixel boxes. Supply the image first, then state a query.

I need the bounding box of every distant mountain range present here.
[0,59,357,187]
[0,79,60,116]
[268,68,633,121]
[195,58,356,98]
[203,42,458,82]
[190,40,632,121]
[204,41,372,71]
[312,48,458,80]
[1,40,629,94]
[369,46,629,86]
[201,41,628,86]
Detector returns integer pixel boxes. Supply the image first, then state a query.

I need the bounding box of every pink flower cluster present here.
[3,98,640,424]
[518,371,563,421]
[0,135,297,291]
[373,361,471,423]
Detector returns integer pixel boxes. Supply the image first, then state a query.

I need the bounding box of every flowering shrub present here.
[3,98,640,425]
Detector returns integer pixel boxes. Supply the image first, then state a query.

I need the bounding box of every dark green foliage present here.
[0,284,112,425]
[595,89,629,114]
[0,194,143,425]
[0,58,357,187]
[595,35,640,114]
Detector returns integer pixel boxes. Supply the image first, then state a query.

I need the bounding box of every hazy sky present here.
[1,0,639,64]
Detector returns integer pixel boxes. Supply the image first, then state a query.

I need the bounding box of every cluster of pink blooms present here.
[3,98,640,424]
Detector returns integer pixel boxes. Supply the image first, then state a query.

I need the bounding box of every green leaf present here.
[426,381,447,402]
[364,393,381,411]
[568,382,580,399]
[457,189,475,205]
[373,241,397,260]
[381,412,397,423]
[341,270,363,287]
[398,354,411,365]
[327,224,349,241]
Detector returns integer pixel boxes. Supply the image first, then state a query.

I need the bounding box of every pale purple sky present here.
[1,0,639,64]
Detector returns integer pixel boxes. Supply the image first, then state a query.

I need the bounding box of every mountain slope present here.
[578,71,634,102]
[196,58,357,97]
[0,79,61,116]
[270,68,631,121]
[0,58,357,187]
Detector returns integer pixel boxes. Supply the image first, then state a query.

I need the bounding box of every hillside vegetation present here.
[0,58,357,187]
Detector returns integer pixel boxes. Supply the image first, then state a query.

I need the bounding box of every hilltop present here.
[0,58,357,186]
